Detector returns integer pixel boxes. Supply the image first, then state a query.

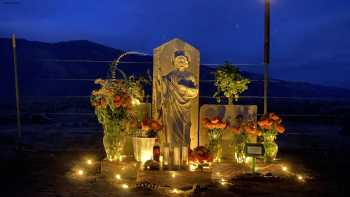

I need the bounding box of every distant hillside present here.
[1,38,350,104]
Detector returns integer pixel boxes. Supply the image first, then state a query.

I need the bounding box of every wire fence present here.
[1,57,349,152]
[3,58,349,113]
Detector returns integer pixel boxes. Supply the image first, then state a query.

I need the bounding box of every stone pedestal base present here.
[137,170,212,189]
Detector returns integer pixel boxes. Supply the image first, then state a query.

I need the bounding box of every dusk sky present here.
[1,0,350,88]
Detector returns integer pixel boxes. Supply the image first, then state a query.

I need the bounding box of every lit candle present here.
[163,146,169,166]
[173,146,180,168]
[141,150,153,164]
[159,155,164,169]
[77,169,84,176]
[182,146,188,166]
[86,159,92,165]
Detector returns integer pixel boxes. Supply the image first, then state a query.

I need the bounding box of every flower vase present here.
[132,137,156,163]
[103,123,127,162]
[103,133,126,162]
[234,142,246,164]
[208,129,223,162]
[263,134,278,162]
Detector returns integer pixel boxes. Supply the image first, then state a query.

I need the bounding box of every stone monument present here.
[152,38,200,149]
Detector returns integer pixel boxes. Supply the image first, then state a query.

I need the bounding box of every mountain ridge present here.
[1,38,350,102]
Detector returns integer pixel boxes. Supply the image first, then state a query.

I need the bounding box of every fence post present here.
[12,34,22,149]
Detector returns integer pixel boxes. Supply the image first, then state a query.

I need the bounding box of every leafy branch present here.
[213,61,251,104]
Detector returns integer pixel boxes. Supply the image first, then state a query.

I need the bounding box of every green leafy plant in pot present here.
[213,62,251,104]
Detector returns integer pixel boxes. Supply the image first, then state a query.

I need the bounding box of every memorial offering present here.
[132,118,162,163]
[231,114,261,164]
[257,112,285,162]
[91,76,145,161]
[203,117,228,162]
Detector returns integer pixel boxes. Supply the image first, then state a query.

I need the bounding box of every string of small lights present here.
[71,155,309,196]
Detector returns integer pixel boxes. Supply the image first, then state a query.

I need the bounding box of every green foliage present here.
[208,128,224,161]
[90,75,148,131]
[127,75,149,102]
[213,61,251,104]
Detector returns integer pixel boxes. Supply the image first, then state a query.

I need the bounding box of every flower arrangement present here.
[189,146,212,163]
[231,115,261,164]
[203,117,228,162]
[213,61,251,104]
[140,118,163,138]
[257,112,285,161]
[257,112,285,135]
[203,117,228,129]
[90,77,145,161]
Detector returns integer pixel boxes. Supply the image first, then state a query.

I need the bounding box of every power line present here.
[38,59,263,66]
[15,95,349,102]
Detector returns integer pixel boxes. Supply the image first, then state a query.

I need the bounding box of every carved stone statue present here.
[152,39,200,148]
[158,51,199,146]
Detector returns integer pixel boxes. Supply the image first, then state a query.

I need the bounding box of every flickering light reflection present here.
[86,159,92,165]
[77,169,84,176]
[189,163,197,171]
[282,166,288,172]
[297,175,304,181]
[245,157,252,164]
[131,97,141,106]
[122,184,129,189]
[220,178,227,186]
[141,150,153,164]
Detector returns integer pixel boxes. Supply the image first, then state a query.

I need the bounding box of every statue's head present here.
[173,50,189,71]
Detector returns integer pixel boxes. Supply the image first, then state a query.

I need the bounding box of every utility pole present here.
[263,0,270,115]
[12,34,22,149]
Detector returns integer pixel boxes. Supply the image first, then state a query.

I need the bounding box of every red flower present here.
[141,119,151,132]
[113,95,122,108]
[231,126,241,134]
[203,118,210,124]
[276,124,285,134]
[211,117,221,124]
[151,120,163,131]
[189,146,213,162]
[121,95,131,108]
[269,112,280,121]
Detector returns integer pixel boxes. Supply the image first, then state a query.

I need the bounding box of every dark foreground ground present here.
[0,119,349,197]
[0,144,349,197]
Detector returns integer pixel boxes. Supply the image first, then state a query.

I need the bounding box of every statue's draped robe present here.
[160,70,199,146]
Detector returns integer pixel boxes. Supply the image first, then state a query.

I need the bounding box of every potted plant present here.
[213,62,251,104]
[203,117,228,162]
[257,112,285,162]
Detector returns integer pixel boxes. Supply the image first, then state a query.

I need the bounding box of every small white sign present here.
[245,143,264,156]
[247,146,263,155]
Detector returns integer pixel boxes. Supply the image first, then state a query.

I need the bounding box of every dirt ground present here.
[0,147,348,197]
